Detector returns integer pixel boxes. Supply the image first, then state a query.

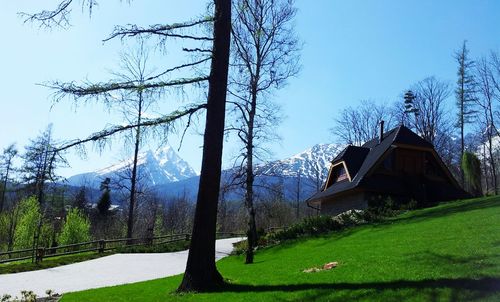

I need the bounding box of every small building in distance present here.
[307,124,469,216]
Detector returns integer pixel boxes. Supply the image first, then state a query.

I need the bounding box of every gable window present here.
[325,162,350,189]
[333,165,348,182]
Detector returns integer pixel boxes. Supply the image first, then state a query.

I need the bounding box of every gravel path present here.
[0,237,244,298]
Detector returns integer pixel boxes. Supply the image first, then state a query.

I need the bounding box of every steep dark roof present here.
[309,125,443,202]
[332,145,370,178]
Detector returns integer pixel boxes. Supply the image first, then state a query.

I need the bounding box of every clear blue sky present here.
[0,0,499,177]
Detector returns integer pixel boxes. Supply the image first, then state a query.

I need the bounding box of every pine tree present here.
[73,186,88,210]
[97,178,111,215]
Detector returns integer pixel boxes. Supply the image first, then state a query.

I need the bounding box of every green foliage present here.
[462,151,482,196]
[13,197,41,249]
[268,215,345,242]
[0,212,9,250]
[61,196,500,302]
[0,252,109,275]
[115,240,190,254]
[58,209,91,246]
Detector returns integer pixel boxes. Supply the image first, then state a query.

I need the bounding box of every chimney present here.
[379,120,384,143]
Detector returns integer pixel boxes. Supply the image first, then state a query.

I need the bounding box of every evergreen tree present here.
[73,186,88,210]
[97,178,111,215]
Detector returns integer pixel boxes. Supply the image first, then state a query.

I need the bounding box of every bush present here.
[58,208,91,247]
[268,215,344,242]
[115,240,190,253]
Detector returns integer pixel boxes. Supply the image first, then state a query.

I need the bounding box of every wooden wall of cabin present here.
[320,192,368,216]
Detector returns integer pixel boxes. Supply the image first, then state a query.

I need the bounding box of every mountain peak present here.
[67,145,197,188]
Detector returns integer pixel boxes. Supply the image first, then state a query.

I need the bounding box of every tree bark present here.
[177,0,231,292]
[0,160,12,213]
[487,108,498,194]
[244,75,259,264]
[126,90,143,243]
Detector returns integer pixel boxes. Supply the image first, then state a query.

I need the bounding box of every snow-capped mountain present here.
[67,146,197,188]
[257,143,344,179]
[154,143,344,200]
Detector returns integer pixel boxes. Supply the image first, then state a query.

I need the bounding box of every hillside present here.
[61,196,500,301]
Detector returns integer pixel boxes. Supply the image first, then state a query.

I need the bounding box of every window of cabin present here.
[326,163,349,188]
[333,165,348,182]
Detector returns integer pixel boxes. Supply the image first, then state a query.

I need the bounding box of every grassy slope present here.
[62,197,500,302]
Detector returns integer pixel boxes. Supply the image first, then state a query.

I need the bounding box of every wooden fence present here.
[0,232,244,265]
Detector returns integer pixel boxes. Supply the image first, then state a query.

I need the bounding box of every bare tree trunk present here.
[295,172,301,220]
[483,144,489,193]
[244,77,259,264]
[127,90,143,243]
[178,0,231,292]
[488,111,498,194]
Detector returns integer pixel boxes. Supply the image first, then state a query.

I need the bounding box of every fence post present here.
[36,247,45,264]
[98,240,105,254]
[185,234,190,242]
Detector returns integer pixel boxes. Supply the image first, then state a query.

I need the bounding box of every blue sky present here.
[0,0,499,177]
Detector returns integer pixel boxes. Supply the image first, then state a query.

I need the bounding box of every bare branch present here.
[49,76,209,101]
[104,18,214,42]
[55,103,206,153]
[19,0,74,29]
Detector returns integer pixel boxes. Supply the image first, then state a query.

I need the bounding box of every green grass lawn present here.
[62,196,500,301]
[0,252,110,275]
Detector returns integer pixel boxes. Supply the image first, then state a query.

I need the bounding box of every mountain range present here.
[67,146,197,189]
[66,143,344,202]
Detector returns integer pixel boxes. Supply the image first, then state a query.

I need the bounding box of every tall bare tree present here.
[112,43,158,242]
[454,40,477,185]
[229,0,300,264]
[332,100,396,146]
[409,77,454,157]
[475,56,499,194]
[178,0,231,291]
[21,125,65,205]
[0,144,18,213]
[23,0,231,291]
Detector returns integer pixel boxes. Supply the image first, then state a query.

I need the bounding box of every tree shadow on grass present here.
[404,251,500,281]
[211,277,500,302]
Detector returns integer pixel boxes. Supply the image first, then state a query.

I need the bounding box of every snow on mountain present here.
[67,146,197,188]
[154,143,345,200]
[257,143,344,179]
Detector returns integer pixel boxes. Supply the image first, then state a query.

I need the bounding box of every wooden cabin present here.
[307,124,469,216]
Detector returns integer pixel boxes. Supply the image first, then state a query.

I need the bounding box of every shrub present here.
[58,208,91,247]
[115,240,190,253]
[268,215,344,242]
[462,151,482,196]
